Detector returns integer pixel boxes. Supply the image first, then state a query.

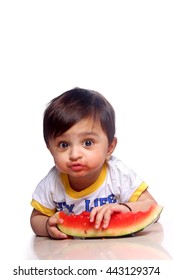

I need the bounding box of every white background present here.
[0,0,173,262]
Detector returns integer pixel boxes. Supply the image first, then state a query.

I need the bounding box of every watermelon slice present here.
[57,204,163,238]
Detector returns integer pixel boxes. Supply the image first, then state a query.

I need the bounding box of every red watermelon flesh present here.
[57,204,163,238]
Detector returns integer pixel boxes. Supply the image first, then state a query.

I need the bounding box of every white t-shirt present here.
[31,156,148,216]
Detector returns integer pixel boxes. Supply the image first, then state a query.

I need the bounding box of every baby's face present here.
[48,117,115,189]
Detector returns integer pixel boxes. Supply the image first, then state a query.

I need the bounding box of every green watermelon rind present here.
[57,205,163,238]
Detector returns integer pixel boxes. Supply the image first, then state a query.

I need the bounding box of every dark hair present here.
[43,87,115,145]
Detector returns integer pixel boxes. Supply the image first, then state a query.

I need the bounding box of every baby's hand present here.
[90,204,128,230]
[46,213,68,239]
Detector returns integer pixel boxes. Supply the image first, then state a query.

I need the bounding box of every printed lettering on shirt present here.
[54,201,75,213]
[54,193,116,213]
[85,193,116,211]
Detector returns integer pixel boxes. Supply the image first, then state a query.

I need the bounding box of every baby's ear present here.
[106,137,117,161]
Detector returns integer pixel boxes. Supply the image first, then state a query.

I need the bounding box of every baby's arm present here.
[90,190,157,230]
[30,209,68,239]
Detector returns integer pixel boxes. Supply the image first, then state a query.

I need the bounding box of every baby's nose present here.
[69,146,82,160]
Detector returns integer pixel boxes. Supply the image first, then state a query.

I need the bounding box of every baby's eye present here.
[83,140,94,147]
[59,142,69,149]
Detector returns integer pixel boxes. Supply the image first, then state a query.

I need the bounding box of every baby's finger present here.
[49,213,64,225]
[47,220,68,239]
[102,208,112,229]
[93,207,110,229]
[50,227,68,239]
[90,207,101,223]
